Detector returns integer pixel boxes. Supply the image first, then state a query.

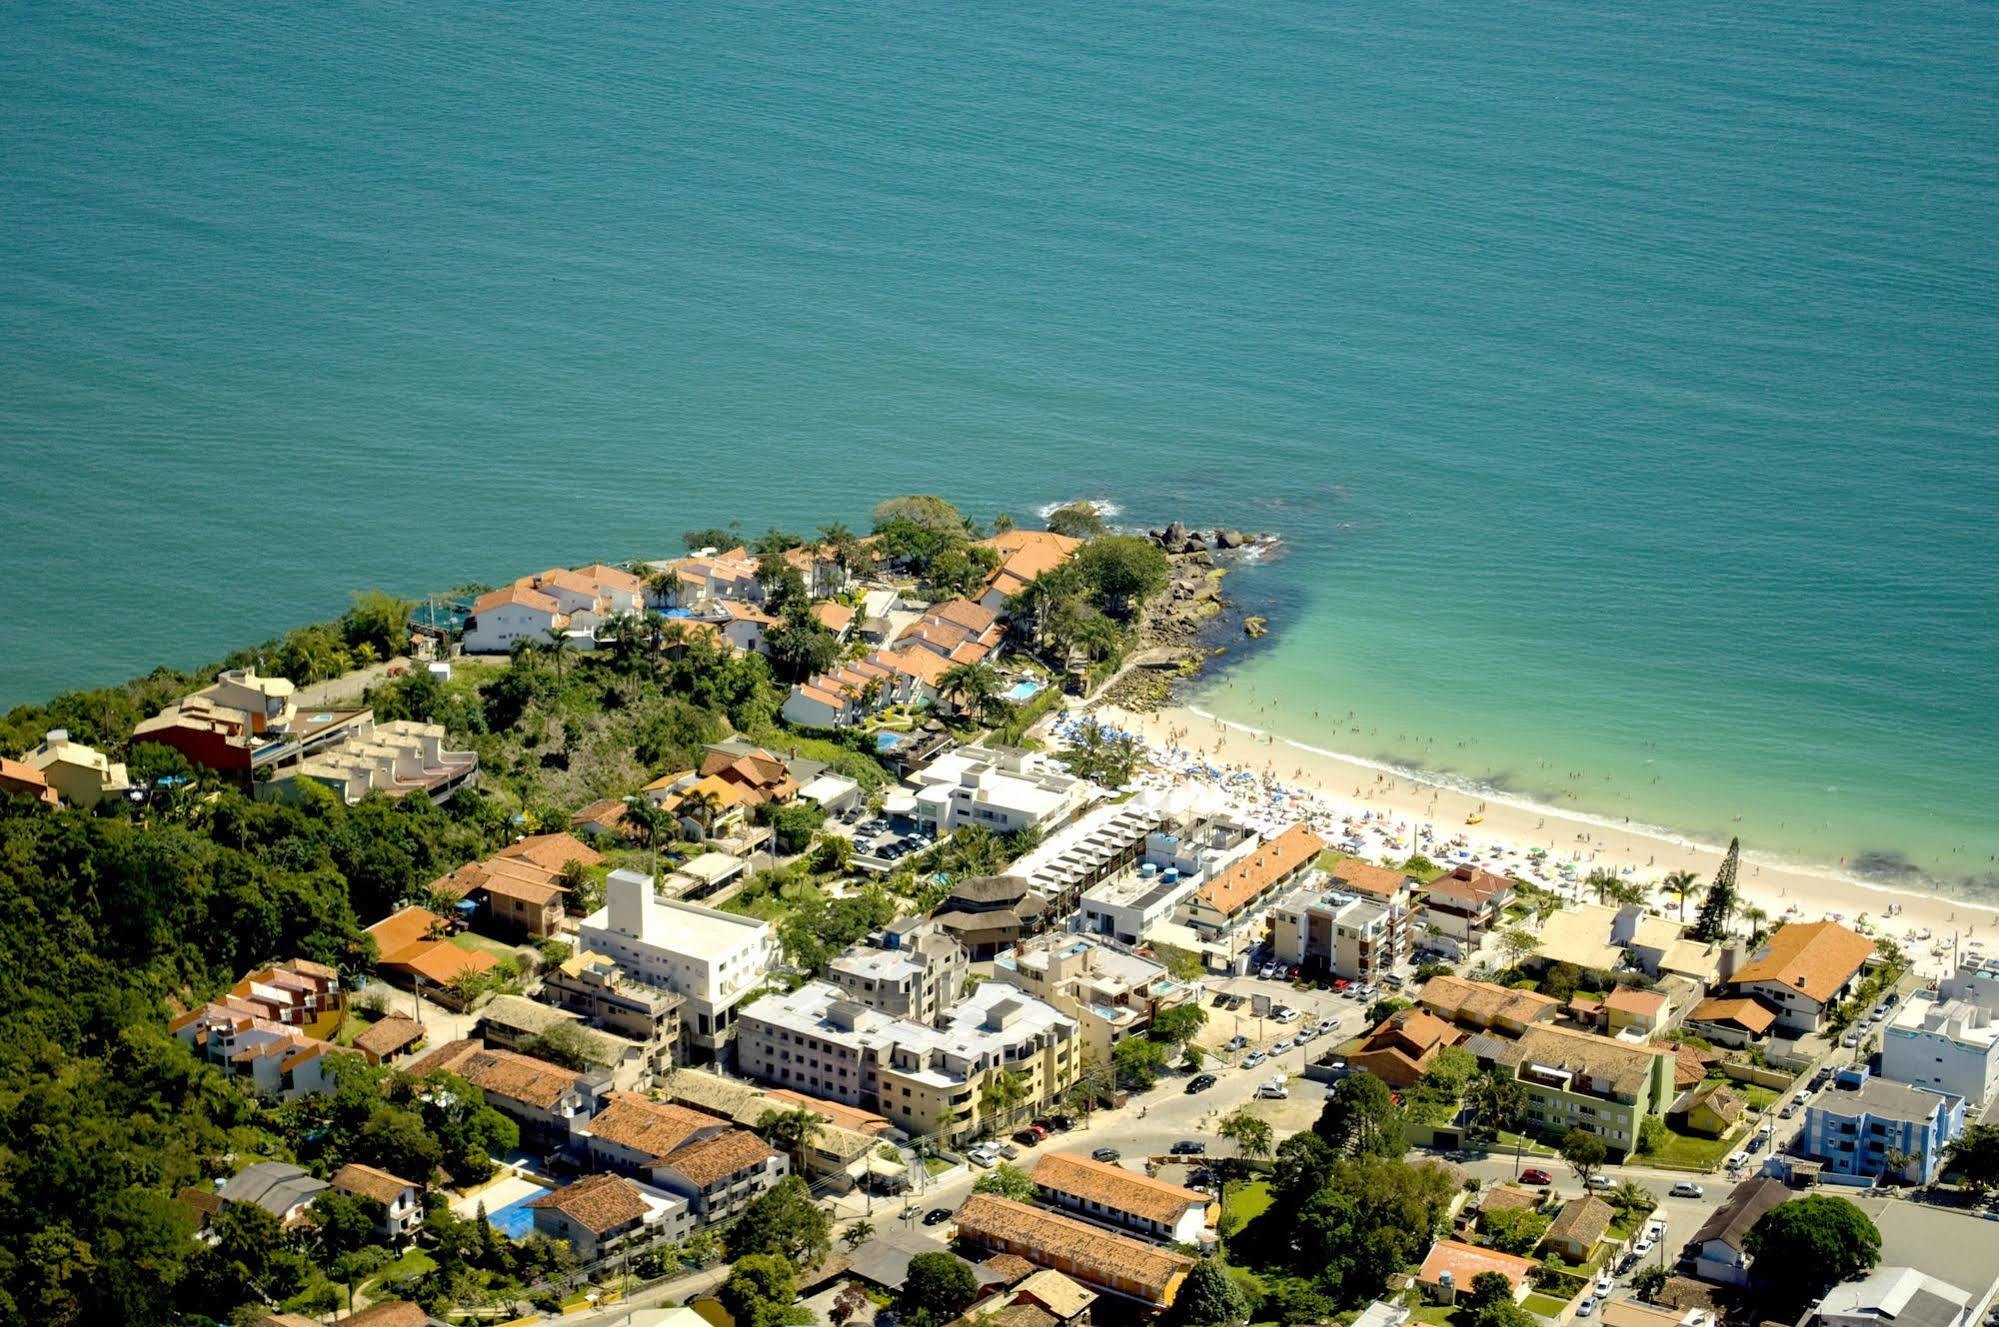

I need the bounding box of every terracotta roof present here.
[482,871,567,907]
[471,584,560,617]
[353,1016,424,1060]
[1674,1045,1717,1089]
[765,1089,891,1134]
[499,832,604,872]
[179,1185,224,1220]
[1690,1177,1789,1254]
[1479,1186,1542,1215]
[1424,865,1516,908]
[983,1254,1039,1285]
[1669,1081,1746,1125]
[1730,921,1875,1004]
[366,908,500,986]
[332,1162,416,1206]
[341,1306,430,1327]
[1511,1024,1672,1096]
[1604,986,1668,1017]
[1196,824,1325,918]
[1030,1152,1209,1227]
[1328,858,1413,899]
[1417,1240,1536,1291]
[404,1039,579,1109]
[1687,996,1778,1035]
[1418,974,1560,1027]
[812,601,855,633]
[577,563,645,593]
[879,645,954,687]
[571,798,631,831]
[718,599,779,626]
[657,1129,781,1188]
[1350,1008,1461,1086]
[927,598,1000,635]
[954,1194,1193,1304]
[518,568,606,601]
[1547,1195,1615,1249]
[584,1094,729,1161]
[978,531,1083,602]
[527,1173,650,1235]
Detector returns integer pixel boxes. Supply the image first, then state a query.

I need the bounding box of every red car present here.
[1519,1168,1553,1186]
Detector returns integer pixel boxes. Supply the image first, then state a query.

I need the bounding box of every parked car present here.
[1243,1051,1267,1069]
[1587,1174,1616,1191]
[1092,1147,1120,1162]
[1013,1129,1042,1146]
[1225,1035,1248,1051]
[1046,1114,1076,1131]
[1780,1100,1801,1119]
[923,1208,952,1225]
[966,1151,994,1169]
[1577,1298,1597,1319]
[1271,1038,1294,1053]
[1841,1031,1862,1047]
[1257,1083,1289,1099]
[1212,991,1230,1007]
[1273,1007,1302,1024]
[1669,1181,1704,1198]
[1633,1237,1654,1257]
[1226,994,1248,1010]
[997,1143,1020,1160]
[1520,1168,1553,1185]
[1186,1074,1218,1094]
[1172,1140,1208,1155]
[1595,1272,1613,1296]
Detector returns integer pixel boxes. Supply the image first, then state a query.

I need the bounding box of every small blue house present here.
[1799,1067,1964,1185]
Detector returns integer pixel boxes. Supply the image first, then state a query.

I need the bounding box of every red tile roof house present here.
[645,1128,789,1222]
[364,906,498,1007]
[405,1039,603,1145]
[572,1093,735,1176]
[1416,1240,1536,1306]
[330,1163,424,1244]
[526,1173,692,1261]
[1723,920,1877,1036]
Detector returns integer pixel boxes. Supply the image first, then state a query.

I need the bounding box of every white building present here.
[464,584,566,654]
[1040,796,1258,946]
[735,978,1079,1142]
[1942,957,1999,1016]
[1807,1266,1977,1327]
[906,747,1094,838]
[991,933,1193,1062]
[827,926,969,1024]
[267,716,478,807]
[579,870,778,1063]
[1881,993,1999,1108]
[1269,884,1395,982]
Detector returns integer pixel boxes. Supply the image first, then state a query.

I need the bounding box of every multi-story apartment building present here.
[579,870,777,1063]
[828,923,968,1024]
[991,933,1195,1062]
[1881,993,1999,1108]
[1799,1068,1965,1185]
[1501,1024,1675,1158]
[541,949,685,1077]
[1322,859,1417,967]
[1177,823,1326,959]
[1269,885,1394,982]
[736,979,1079,1143]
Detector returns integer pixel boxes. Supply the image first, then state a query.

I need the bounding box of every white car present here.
[1633,1237,1653,1256]
[1596,1272,1613,1296]
[1273,1007,1302,1024]
[1271,1038,1294,1053]
[1577,1298,1597,1319]
[1669,1181,1704,1198]
[1256,1083,1290,1099]
[1243,1051,1267,1069]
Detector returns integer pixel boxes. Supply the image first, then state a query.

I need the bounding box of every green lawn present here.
[923,1156,953,1177]
[449,931,523,960]
[1413,1308,1463,1327]
[1735,1082,1780,1111]
[1640,1125,1740,1171]
[1492,1131,1558,1158]
[1225,1180,1273,1228]
[1522,1294,1568,1318]
[358,1247,435,1300]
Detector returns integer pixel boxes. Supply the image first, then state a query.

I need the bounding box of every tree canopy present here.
[1314,1071,1405,1157]
[1744,1196,1880,1313]
[899,1252,979,1327]
[725,1176,831,1267]
[1164,1258,1249,1327]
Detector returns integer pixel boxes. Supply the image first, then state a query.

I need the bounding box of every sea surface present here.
[3,1,1996,888]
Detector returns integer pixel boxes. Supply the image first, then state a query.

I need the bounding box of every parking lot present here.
[847,815,936,871]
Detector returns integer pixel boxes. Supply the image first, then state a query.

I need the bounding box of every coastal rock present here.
[1182,534,1208,552]
[1162,520,1188,550]
[1216,529,1244,549]
[1190,550,1214,567]
[1243,615,1268,639]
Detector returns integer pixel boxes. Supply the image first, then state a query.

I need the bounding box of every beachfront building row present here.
[735,978,1080,1143]
[781,597,1003,729]
[462,563,646,654]
[1881,990,1999,1108]
[1179,823,1326,963]
[900,746,1095,838]
[1048,795,1262,946]
[579,870,779,1064]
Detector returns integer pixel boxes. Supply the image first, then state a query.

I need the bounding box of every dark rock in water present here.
[1163,519,1188,549]
[1216,529,1244,549]
[1243,616,1268,638]
[1183,534,1207,552]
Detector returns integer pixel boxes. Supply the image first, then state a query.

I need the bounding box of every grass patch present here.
[1492,1131,1559,1158]
[1735,1083,1779,1111]
[359,1246,435,1299]
[1640,1125,1740,1171]
[1522,1294,1568,1318]
[449,931,523,960]
[1413,1308,1463,1327]
[923,1156,953,1177]
[1225,1180,1273,1228]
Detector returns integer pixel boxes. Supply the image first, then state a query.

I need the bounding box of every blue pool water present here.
[1004,681,1043,704]
[874,733,905,754]
[485,1194,539,1239]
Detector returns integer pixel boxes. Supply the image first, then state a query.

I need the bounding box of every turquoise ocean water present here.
[3,1,1996,889]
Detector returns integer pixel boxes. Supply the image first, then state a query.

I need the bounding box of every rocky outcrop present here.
[1148,522,1267,556]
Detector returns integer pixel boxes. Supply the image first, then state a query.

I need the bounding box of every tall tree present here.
[1314,1071,1405,1157]
[1661,869,1700,923]
[754,1106,827,1176]
[1164,1258,1249,1327]
[899,1252,979,1327]
[1691,839,1740,942]
[1559,1128,1608,1191]
[1743,1196,1880,1313]
[724,1176,830,1266]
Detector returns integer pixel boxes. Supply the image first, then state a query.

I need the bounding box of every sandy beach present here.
[1078,702,1998,980]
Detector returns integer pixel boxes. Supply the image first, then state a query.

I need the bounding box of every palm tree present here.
[755,1106,826,1175]
[1740,904,1771,943]
[646,568,683,609]
[542,627,570,679]
[1587,868,1620,905]
[980,1070,1032,1137]
[1662,869,1700,923]
[622,799,671,851]
[938,661,1002,719]
[1216,1108,1274,1238]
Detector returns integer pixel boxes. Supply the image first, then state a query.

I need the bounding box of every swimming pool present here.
[1004,680,1042,703]
[874,732,905,753]
[486,1192,540,1239]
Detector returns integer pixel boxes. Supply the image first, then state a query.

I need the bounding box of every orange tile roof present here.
[519,567,605,600]
[812,602,855,633]
[341,1304,430,1327]
[472,584,560,617]
[1417,1240,1536,1291]
[879,646,954,687]
[526,1173,650,1235]
[365,906,450,958]
[584,1094,729,1161]
[1418,974,1561,1027]
[577,563,645,593]
[1604,986,1668,1017]
[482,872,566,908]
[1547,1195,1615,1248]
[1687,996,1777,1034]
[1030,1153,1209,1227]
[0,758,58,806]
[656,1129,781,1188]
[977,532,1083,602]
[332,1162,417,1206]
[405,1039,578,1109]
[499,832,604,872]
[353,1016,424,1060]
[764,1089,891,1135]
[1195,824,1325,918]
[1730,921,1875,1004]
[955,1194,1192,1304]
[1329,859,1413,898]
[927,598,1001,635]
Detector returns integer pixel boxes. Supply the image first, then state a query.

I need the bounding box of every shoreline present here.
[1087,700,1999,980]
